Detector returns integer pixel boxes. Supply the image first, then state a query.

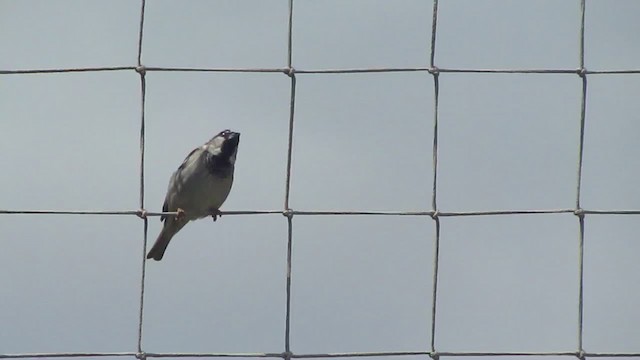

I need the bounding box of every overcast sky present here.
[1,0,639,359]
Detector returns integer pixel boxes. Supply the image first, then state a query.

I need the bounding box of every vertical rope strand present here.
[284,1,296,358]
[284,215,294,357]
[575,0,587,355]
[429,0,439,69]
[284,75,297,210]
[135,0,148,355]
[428,0,441,354]
[429,218,441,354]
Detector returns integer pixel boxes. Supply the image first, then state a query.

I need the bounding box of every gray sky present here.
[1,0,639,358]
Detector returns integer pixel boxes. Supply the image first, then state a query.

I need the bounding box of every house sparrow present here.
[146,129,240,261]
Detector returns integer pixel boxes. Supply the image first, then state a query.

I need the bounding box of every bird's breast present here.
[172,163,234,220]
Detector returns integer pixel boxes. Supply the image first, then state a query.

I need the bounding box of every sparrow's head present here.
[208,129,240,165]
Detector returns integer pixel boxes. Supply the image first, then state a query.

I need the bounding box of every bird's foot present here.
[175,208,186,221]
[209,208,222,222]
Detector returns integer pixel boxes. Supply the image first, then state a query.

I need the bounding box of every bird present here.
[146,129,240,261]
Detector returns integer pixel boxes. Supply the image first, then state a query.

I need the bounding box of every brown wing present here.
[160,147,201,222]
[160,198,169,222]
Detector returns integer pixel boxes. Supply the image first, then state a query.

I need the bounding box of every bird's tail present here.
[146,220,185,261]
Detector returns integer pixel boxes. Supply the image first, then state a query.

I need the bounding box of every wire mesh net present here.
[1,0,639,359]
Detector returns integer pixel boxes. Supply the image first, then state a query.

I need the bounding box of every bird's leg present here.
[209,208,222,222]
[175,208,186,221]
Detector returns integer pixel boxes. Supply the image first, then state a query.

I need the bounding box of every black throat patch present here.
[205,152,234,177]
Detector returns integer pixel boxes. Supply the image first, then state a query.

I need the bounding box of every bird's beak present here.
[226,132,240,146]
